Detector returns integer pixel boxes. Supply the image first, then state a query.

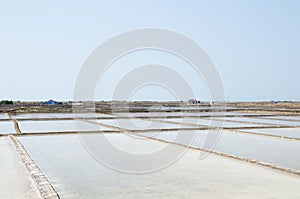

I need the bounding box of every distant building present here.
[188,99,200,104]
[271,100,278,104]
[43,100,62,105]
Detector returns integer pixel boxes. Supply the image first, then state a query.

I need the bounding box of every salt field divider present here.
[7,113,22,134]
[12,130,121,137]
[9,135,60,199]
[13,119,22,134]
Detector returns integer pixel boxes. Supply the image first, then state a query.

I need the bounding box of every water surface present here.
[225,117,300,127]
[18,120,114,133]
[18,134,300,198]
[140,130,300,171]
[0,121,16,134]
[238,128,300,139]
[93,118,194,131]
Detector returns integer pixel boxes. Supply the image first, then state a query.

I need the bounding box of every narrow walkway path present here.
[9,135,59,199]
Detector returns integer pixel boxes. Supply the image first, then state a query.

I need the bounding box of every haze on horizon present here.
[0,0,299,102]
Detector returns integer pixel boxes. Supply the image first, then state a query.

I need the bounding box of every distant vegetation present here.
[0,100,13,105]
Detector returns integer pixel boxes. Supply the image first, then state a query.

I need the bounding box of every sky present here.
[0,0,299,101]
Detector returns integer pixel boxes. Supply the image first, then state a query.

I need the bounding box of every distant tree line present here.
[0,100,13,105]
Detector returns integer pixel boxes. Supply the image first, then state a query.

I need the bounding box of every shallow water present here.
[18,134,300,198]
[0,113,9,119]
[238,128,300,139]
[0,121,16,134]
[224,117,300,127]
[115,112,212,118]
[18,120,114,133]
[12,113,112,119]
[262,116,300,121]
[93,118,195,131]
[0,137,39,198]
[161,118,271,128]
[114,111,262,118]
[140,130,300,171]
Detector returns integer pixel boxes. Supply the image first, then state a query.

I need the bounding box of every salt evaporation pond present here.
[18,120,114,133]
[0,113,9,119]
[115,111,264,118]
[160,118,271,128]
[18,134,300,198]
[238,128,300,139]
[140,130,300,171]
[262,116,300,121]
[92,118,195,131]
[0,121,16,134]
[115,112,211,118]
[13,113,112,119]
[0,137,39,198]
[224,117,300,127]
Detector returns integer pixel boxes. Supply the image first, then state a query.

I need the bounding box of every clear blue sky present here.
[0,0,299,101]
